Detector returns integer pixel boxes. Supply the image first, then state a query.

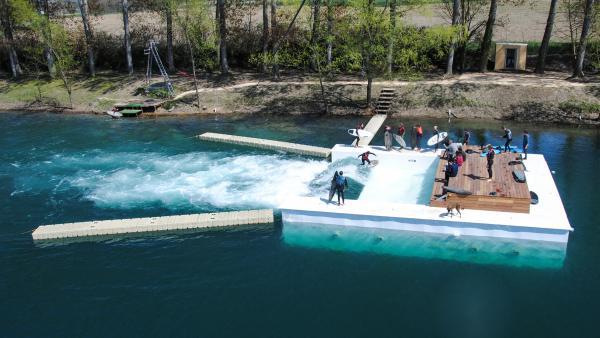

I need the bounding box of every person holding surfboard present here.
[354,122,365,147]
[335,171,348,206]
[433,126,441,151]
[358,151,376,165]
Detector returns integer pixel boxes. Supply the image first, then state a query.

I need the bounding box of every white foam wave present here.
[66,152,339,210]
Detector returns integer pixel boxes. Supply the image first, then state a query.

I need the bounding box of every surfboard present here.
[347,129,373,139]
[106,110,122,118]
[393,134,406,148]
[426,132,448,147]
[530,191,539,205]
[443,186,472,195]
[369,160,379,167]
[513,169,526,183]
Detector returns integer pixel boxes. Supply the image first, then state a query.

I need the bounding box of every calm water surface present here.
[1,113,599,338]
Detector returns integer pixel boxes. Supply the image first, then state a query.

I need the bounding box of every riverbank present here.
[1,71,599,125]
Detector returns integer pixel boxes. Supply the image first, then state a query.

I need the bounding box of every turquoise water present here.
[1,113,599,337]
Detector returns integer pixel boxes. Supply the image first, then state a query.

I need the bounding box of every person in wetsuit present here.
[335,171,348,206]
[486,144,495,181]
[328,171,339,203]
[358,151,376,165]
[502,126,513,153]
[522,130,529,160]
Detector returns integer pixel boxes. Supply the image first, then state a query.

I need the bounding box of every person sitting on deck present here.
[455,146,465,167]
[486,144,495,181]
[358,151,376,165]
[445,139,460,161]
[443,159,459,186]
[335,171,349,206]
[502,126,513,153]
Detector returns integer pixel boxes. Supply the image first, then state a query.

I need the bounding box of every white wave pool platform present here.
[281,145,573,244]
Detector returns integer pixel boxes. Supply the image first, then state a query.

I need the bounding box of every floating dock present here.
[354,114,387,147]
[32,209,274,240]
[198,132,331,159]
[430,146,530,213]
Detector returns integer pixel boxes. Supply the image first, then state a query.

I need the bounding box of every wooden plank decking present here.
[430,146,530,213]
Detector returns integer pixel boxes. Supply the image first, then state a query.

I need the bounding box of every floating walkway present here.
[354,114,387,147]
[32,209,274,240]
[197,132,331,159]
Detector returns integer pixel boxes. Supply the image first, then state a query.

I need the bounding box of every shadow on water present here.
[282,222,566,269]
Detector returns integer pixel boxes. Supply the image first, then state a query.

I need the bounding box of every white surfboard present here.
[348,129,373,139]
[393,134,406,148]
[426,131,448,147]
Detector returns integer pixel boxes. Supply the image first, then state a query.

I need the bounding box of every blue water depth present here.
[1,113,599,338]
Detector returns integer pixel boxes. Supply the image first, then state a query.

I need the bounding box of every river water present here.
[1,113,599,337]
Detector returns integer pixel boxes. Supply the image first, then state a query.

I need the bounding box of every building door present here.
[505,48,517,70]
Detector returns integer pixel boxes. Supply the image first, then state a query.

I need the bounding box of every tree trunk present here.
[573,0,595,78]
[122,0,133,75]
[217,0,229,74]
[38,0,55,77]
[326,0,333,66]
[459,44,467,72]
[446,0,460,76]
[262,0,269,73]
[271,0,307,78]
[387,0,396,77]
[0,0,22,78]
[76,0,95,76]
[310,0,321,70]
[479,0,497,72]
[270,0,277,72]
[166,4,175,71]
[535,0,558,74]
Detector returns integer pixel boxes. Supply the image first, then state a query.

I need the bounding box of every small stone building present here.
[494,42,528,71]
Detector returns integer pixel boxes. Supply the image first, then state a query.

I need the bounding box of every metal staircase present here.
[375,88,396,114]
[145,40,174,97]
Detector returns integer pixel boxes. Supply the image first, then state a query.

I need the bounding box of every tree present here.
[217,0,229,74]
[445,0,460,76]
[122,0,133,75]
[35,0,55,77]
[271,0,308,78]
[75,0,95,76]
[262,0,269,73]
[0,0,23,78]
[479,0,497,72]
[573,0,596,78]
[387,0,397,77]
[326,0,334,66]
[165,0,175,71]
[535,0,559,74]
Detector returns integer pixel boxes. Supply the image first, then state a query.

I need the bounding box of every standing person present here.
[384,125,393,151]
[328,171,339,203]
[463,130,471,145]
[522,130,529,160]
[358,151,377,165]
[398,123,405,138]
[354,122,365,147]
[415,124,423,151]
[455,147,465,167]
[486,144,495,181]
[445,139,460,161]
[502,126,513,153]
[335,171,348,206]
[433,125,440,152]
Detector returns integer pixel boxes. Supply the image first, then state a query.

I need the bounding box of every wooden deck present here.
[430,146,531,213]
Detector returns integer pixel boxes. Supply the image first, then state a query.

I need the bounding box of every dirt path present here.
[173,72,589,101]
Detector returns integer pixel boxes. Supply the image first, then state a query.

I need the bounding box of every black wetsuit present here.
[336,175,348,204]
[486,150,495,179]
[503,129,513,152]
